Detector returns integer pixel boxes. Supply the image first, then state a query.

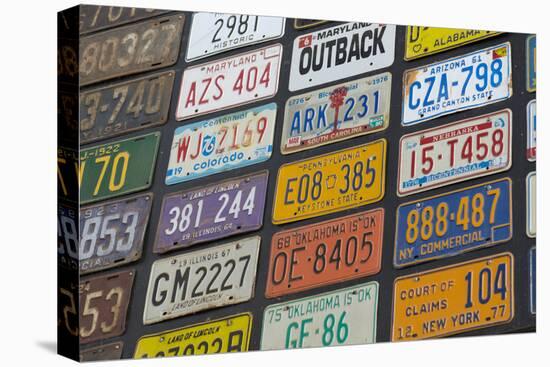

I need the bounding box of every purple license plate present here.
[154,171,268,253]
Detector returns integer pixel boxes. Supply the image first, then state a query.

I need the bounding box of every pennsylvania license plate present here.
[395,178,512,267]
[526,35,536,92]
[530,247,536,314]
[79,6,169,34]
[294,19,329,29]
[261,282,378,350]
[135,313,252,358]
[176,44,282,120]
[392,253,513,341]
[397,110,512,196]
[186,12,285,61]
[166,103,276,184]
[144,236,260,324]
[289,23,395,91]
[402,43,512,126]
[80,342,123,362]
[266,209,384,298]
[273,140,386,224]
[80,132,160,204]
[58,146,78,203]
[155,171,268,253]
[281,73,391,154]
[527,100,536,161]
[527,172,536,238]
[58,203,78,270]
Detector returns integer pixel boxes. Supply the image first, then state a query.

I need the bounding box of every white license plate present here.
[397,109,512,196]
[186,12,285,62]
[260,282,378,350]
[402,43,512,126]
[176,44,282,120]
[289,23,395,92]
[143,236,260,325]
[527,172,536,238]
[527,100,536,161]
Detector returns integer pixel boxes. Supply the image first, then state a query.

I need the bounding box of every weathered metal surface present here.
[79,5,171,34]
[80,342,124,361]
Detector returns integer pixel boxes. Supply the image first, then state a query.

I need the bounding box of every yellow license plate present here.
[392,253,513,341]
[405,26,500,60]
[272,139,386,224]
[134,313,252,358]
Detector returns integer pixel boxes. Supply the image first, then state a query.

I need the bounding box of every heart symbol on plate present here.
[413,44,422,53]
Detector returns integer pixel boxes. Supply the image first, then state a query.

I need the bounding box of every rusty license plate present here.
[79,5,170,34]
[80,342,123,361]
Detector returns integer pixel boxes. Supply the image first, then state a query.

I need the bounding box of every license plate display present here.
[527,172,536,238]
[58,203,78,270]
[80,132,160,204]
[266,209,384,298]
[176,44,282,120]
[530,247,536,314]
[166,103,276,184]
[144,236,260,324]
[289,23,395,91]
[526,35,536,92]
[392,253,513,341]
[135,313,252,358]
[80,342,123,362]
[80,71,175,144]
[397,110,512,196]
[294,19,329,29]
[79,6,170,34]
[395,178,512,267]
[527,100,536,161]
[273,140,386,224]
[79,14,184,85]
[261,282,378,350]
[281,73,391,154]
[58,146,78,203]
[186,12,285,61]
[402,43,512,126]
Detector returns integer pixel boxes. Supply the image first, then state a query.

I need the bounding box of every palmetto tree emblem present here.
[329,87,347,133]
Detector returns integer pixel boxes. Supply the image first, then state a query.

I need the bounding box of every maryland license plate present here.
[155,171,268,253]
[397,110,512,196]
[527,172,536,238]
[166,103,276,185]
[273,140,386,224]
[176,44,282,120]
[261,282,378,350]
[281,73,391,154]
[79,5,169,34]
[392,253,513,341]
[395,178,512,267]
[58,202,78,270]
[144,236,260,324]
[80,342,123,362]
[527,100,536,161]
[402,43,512,126]
[526,35,536,92]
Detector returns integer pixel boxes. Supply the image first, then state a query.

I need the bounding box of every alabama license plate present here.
[294,19,329,29]
[289,23,395,91]
[176,44,282,120]
[58,203,78,270]
[186,12,285,61]
[527,172,536,238]
[527,100,536,161]
[58,146,78,203]
[166,103,276,185]
[395,178,512,267]
[526,35,536,92]
[402,43,512,126]
[397,109,512,196]
[155,171,268,253]
[80,342,123,362]
[80,132,160,204]
[266,209,384,298]
[530,247,536,314]
[144,236,260,324]
[79,5,169,34]
[392,253,513,341]
[281,72,391,154]
[261,282,378,350]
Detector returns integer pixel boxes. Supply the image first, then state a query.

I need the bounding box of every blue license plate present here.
[526,35,536,92]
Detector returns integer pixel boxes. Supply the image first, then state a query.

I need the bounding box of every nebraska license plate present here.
[395,178,512,267]
[289,23,395,91]
[79,6,170,34]
[58,203,78,270]
[166,103,276,185]
[527,100,536,161]
[266,209,384,298]
[144,236,260,324]
[526,35,536,92]
[155,171,268,253]
[402,43,512,126]
[281,72,391,154]
[176,44,282,120]
[392,253,513,341]
[527,172,536,238]
[80,342,123,362]
[261,282,378,350]
[397,110,512,196]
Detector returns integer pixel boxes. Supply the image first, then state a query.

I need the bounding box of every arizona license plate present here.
[155,172,268,253]
[289,23,395,91]
[58,146,78,203]
[395,178,512,267]
[273,140,386,224]
[294,19,329,29]
[526,35,536,92]
[144,236,260,324]
[261,282,378,350]
[166,103,276,185]
[79,6,169,34]
[80,342,123,362]
[176,44,282,120]
[527,100,536,161]
[527,172,536,238]
[135,313,252,358]
[186,12,285,61]
[58,203,78,270]
[397,109,512,196]
[281,72,391,154]
[80,132,160,204]
[402,43,512,126]
[530,247,536,314]
[266,209,384,298]
[392,253,513,341]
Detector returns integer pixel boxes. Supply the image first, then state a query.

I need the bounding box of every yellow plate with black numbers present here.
[273,140,386,224]
[134,313,252,358]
